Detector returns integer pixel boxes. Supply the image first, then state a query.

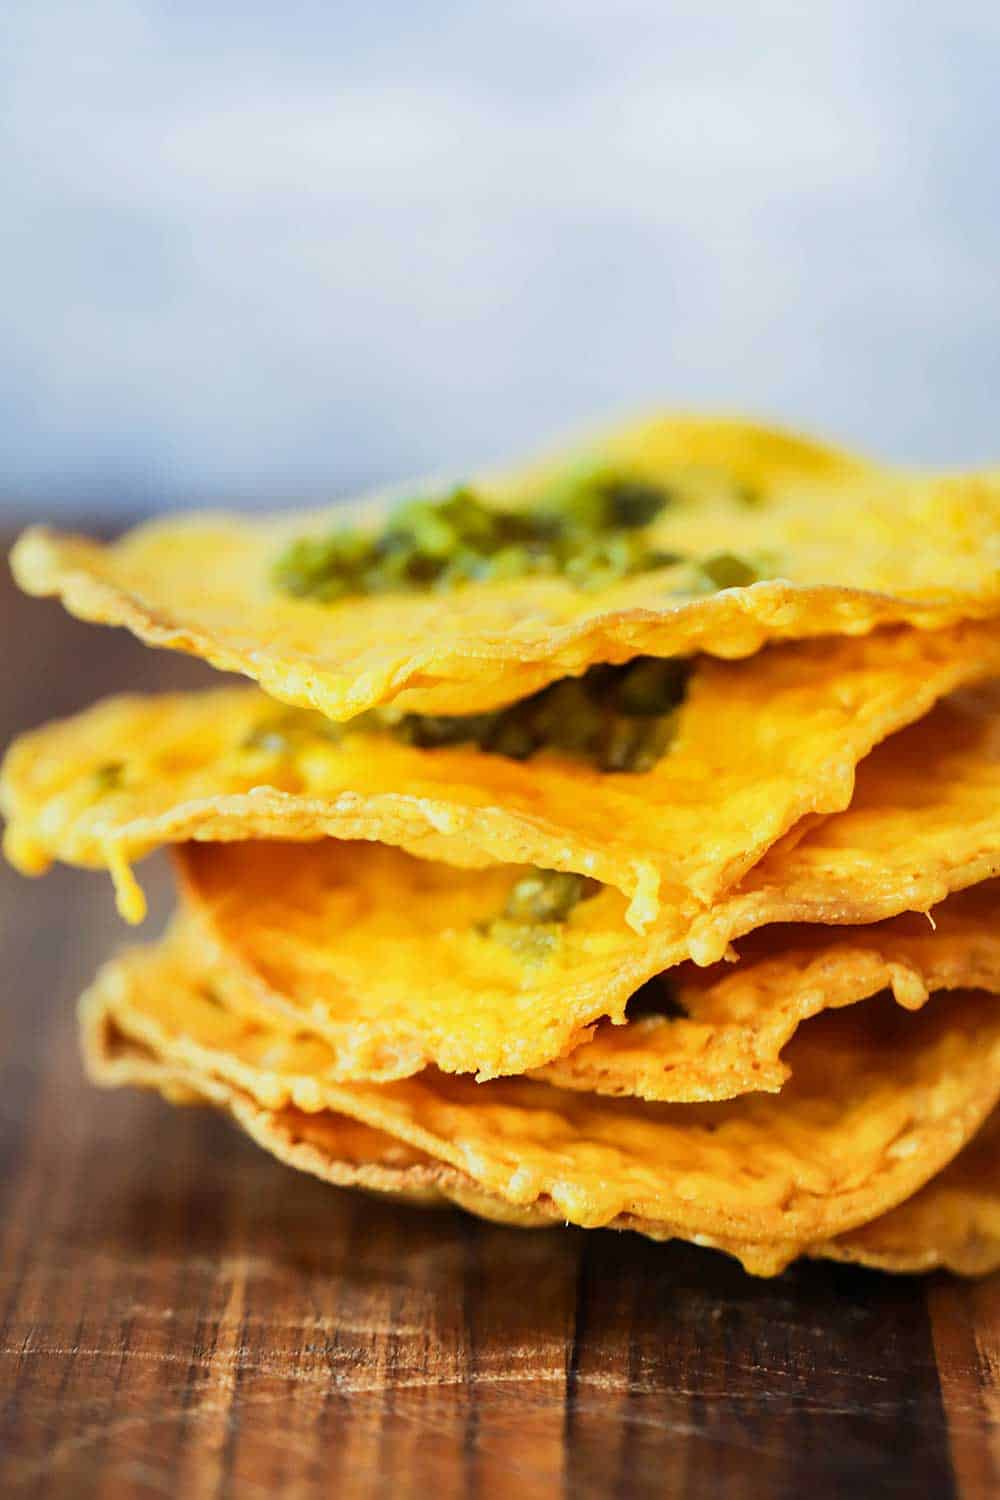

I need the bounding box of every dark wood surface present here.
[0,537,997,1500]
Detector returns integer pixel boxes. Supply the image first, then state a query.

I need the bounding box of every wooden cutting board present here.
[0,539,996,1499]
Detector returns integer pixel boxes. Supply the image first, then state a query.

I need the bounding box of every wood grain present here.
[0,536,996,1499]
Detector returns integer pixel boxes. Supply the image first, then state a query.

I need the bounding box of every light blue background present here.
[4,1,1000,517]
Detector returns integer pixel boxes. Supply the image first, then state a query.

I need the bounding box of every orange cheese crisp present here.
[171,685,1000,1083]
[539,882,1000,1100]
[12,416,1000,723]
[83,1001,1000,1276]
[5,622,1000,928]
[813,1108,1000,1276]
[79,931,1000,1275]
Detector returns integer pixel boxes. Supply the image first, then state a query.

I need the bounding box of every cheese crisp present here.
[80,933,1000,1275]
[12,416,1000,723]
[6,622,1000,927]
[172,686,1000,1084]
[814,1108,1000,1276]
[83,1002,1000,1276]
[538,881,1000,1101]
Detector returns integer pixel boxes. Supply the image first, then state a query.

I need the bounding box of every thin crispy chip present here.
[7,623,1000,927]
[690,681,1000,964]
[83,1004,1000,1275]
[82,1001,466,1207]
[80,1002,762,1243]
[80,932,1000,1272]
[174,686,1000,1083]
[539,881,1000,1100]
[178,870,628,1082]
[12,416,1000,721]
[816,1109,1000,1276]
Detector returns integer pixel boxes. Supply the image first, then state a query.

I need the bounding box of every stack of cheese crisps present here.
[5,414,1000,1278]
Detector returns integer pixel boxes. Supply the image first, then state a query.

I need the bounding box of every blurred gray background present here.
[4,0,1000,520]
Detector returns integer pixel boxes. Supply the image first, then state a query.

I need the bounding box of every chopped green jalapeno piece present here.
[272,469,677,601]
[386,656,691,773]
[502,870,600,924]
[92,761,125,792]
[241,656,692,775]
[272,454,782,608]
[482,868,601,962]
[698,552,760,590]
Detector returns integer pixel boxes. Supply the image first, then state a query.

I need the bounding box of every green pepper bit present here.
[240,656,691,776]
[698,552,760,590]
[389,656,690,772]
[271,469,677,602]
[483,868,601,964]
[92,761,125,792]
[502,870,601,924]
